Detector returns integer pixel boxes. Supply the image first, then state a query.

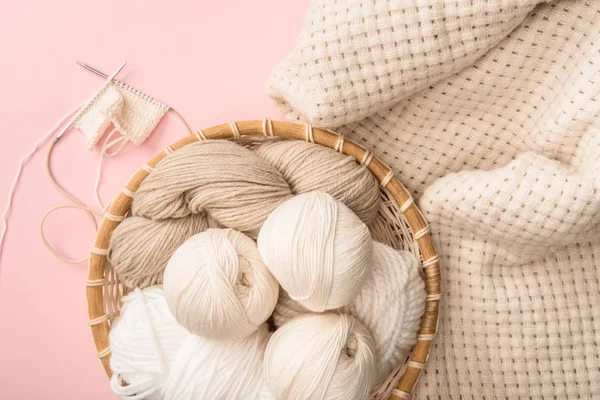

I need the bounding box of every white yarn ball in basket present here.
[258,191,372,312]
[162,324,275,400]
[109,286,188,400]
[264,313,377,400]
[164,228,279,341]
[273,243,426,386]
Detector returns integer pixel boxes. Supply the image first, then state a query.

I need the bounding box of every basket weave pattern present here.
[87,120,441,399]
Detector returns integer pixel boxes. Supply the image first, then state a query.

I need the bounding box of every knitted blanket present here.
[267,1,600,398]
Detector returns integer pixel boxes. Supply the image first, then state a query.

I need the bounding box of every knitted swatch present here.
[74,81,169,149]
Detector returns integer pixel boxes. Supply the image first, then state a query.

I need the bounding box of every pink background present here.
[0,1,307,398]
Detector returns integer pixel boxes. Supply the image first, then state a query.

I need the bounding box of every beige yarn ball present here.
[258,191,373,312]
[163,228,279,341]
[264,313,377,400]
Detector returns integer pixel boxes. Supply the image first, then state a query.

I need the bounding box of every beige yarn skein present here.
[164,228,279,341]
[264,313,377,400]
[258,191,372,312]
[255,139,379,223]
[108,213,217,288]
[273,243,426,386]
[132,141,293,236]
[109,139,381,289]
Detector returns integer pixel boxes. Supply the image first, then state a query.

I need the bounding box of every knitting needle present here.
[76,61,111,80]
[55,61,127,140]
[77,61,194,135]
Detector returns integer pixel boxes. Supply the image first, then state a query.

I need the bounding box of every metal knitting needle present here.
[55,61,127,140]
[76,61,175,113]
[77,60,194,135]
[76,61,112,80]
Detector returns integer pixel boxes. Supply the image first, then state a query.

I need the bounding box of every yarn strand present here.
[94,128,130,209]
[0,104,82,267]
[42,132,104,264]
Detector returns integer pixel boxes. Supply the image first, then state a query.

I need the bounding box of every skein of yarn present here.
[132,140,293,235]
[164,228,279,341]
[108,213,220,288]
[258,191,372,311]
[109,286,188,400]
[162,324,275,400]
[109,139,381,290]
[264,313,377,400]
[273,242,426,387]
[254,139,380,224]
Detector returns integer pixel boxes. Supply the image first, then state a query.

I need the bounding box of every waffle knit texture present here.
[267,1,600,398]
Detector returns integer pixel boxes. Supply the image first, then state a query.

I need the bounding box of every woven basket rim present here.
[86,120,441,399]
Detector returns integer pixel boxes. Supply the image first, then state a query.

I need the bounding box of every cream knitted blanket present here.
[267,1,600,398]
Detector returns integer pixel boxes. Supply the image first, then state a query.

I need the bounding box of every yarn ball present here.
[258,191,372,311]
[164,228,279,341]
[162,324,275,400]
[254,139,380,223]
[108,213,221,288]
[109,286,274,400]
[273,242,426,386]
[109,286,188,400]
[264,313,377,400]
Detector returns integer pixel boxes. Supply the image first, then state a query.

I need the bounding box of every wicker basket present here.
[86,120,441,399]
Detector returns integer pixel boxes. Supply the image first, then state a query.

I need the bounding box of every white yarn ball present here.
[109,286,188,400]
[273,243,426,386]
[162,324,275,400]
[164,228,279,341]
[264,313,377,400]
[258,191,372,312]
[109,286,274,400]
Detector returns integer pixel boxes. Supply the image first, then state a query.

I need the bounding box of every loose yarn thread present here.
[0,104,84,266]
[264,313,377,400]
[163,228,279,340]
[0,65,193,268]
[258,191,373,311]
[39,106,192,264]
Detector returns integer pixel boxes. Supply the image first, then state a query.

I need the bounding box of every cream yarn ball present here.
[162,324,275,400]
[109,286,188,400]
[272,243,426,386]
[264,313,377,400]
[258,191,372,311]
[163,228,279,341]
